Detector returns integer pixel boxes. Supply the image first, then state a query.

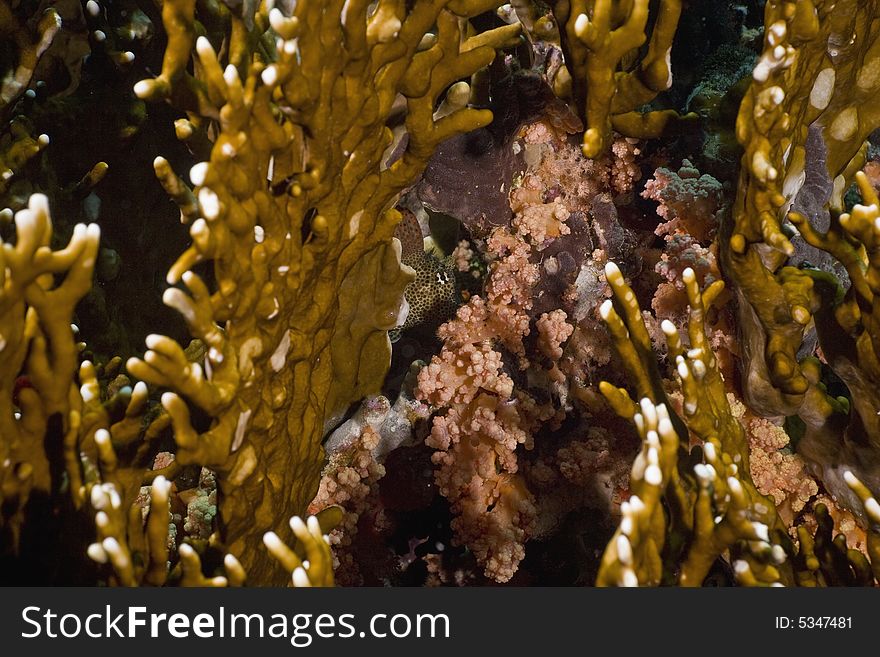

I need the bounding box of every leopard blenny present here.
[391,209,460,341]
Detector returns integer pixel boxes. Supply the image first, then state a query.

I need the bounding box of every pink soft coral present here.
[426,394,536,583]
[642,159,723,241]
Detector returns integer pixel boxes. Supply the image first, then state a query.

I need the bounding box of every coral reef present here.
[4,0,880,589]
[512,0,688,157]
[0,0,519,586]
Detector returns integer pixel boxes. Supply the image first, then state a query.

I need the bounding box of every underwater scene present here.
[1,0,879,587]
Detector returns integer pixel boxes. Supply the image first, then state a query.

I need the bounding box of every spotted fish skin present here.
[391,210,460,341]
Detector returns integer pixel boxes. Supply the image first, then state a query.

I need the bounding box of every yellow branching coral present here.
[597,262,880,586]
[724,0,880,517]
[0,4,59,195]
[785,173,880,516]
[85,441,333,587]
[597,397,789,586]
[727,0,880,402]
[86,470,183,587]
[791,173,880,386]
[786,472,880,586]
[77,379,342,587]
[263,514,335,588]
[597,262,788,586]
[127,0,519,584]
[551,0,683,157]
[600,263,741,461]
[0,195,99,546]
[841,472,880,584]
[0,4,60,108]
